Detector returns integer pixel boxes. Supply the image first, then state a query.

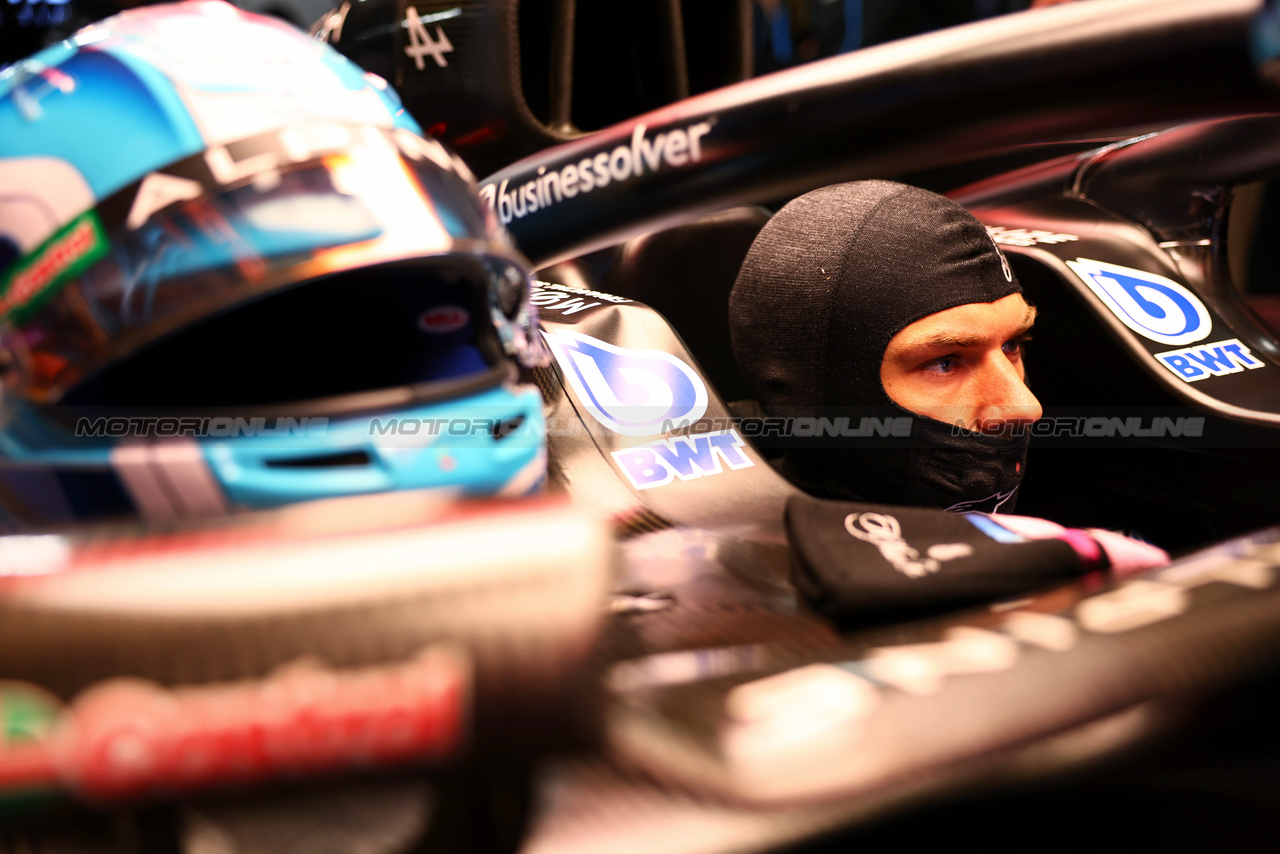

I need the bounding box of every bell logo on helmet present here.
[418,306,470,333]
[544,330,708,436]
[1066,258,1212,346]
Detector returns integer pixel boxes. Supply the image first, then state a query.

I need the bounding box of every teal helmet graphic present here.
[0,1,548,526]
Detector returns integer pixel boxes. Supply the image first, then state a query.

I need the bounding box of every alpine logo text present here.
[531,282,630,316]
[544,330,708,436]
[480,120,713,225]
[1066,258,1212,346]
[1155,337,1265,382]
[404,7,454,70]
[612,429,754,490]
[987,226,1079,247]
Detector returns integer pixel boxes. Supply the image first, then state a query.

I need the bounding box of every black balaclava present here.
[729,180,1030,512]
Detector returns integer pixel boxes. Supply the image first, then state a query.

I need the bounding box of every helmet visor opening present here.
[4,132,544,406]
[61,259,508,410]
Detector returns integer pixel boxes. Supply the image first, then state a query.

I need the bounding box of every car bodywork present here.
[484,0,1280,552]
[7,1,1280,852]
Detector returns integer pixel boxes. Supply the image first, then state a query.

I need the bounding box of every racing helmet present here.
[0,0,548,527]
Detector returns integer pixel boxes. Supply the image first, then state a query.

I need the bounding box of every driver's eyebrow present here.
[898,303,1038,353]
[1014,302,1038,335]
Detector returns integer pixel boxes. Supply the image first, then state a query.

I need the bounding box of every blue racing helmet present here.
[0,1,548,526]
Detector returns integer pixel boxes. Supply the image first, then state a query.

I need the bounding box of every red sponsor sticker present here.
[52,648,469,801]
[0,213,107,323]
[418,306,470,334]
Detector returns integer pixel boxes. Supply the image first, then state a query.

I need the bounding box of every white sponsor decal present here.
[987,226,1080,247]
[544,330,708,436]
[531,282,631,316]
[479,120,713,225]
[1155,337,1266,382]
[533,281,632,303]
[404,7,455,70]
[844,512,973,579]
[1066,258,1212,346]
[611,429,754,490]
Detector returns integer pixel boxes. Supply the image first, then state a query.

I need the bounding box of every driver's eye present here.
[924,355,957,374]
[1002,335,1030,358]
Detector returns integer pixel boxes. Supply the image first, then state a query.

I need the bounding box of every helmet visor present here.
[1,125,542,410]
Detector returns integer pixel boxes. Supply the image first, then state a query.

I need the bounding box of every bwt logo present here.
[1156,337,1266,382]
[612,429,754,490]
[544,330,708,436]
[1066,258,1212,346]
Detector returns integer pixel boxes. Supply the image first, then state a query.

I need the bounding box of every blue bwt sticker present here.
[612,429,754,490]
[1066,258,1212,346]
[544,330,709,436]
[1155,338,1266,382]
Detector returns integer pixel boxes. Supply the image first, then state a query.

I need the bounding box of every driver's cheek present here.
[969,353,1042,431]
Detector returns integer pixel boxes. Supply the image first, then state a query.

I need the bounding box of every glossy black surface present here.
[484,0,1277,267]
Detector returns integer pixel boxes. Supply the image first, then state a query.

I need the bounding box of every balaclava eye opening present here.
[729,180,1030,512]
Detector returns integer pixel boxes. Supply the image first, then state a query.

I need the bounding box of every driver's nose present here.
[973,358,1043,432]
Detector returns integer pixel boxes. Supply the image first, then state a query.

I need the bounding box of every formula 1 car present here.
[469,2,1280,847]
[7,1,1280,853]
[483,0,1280,553]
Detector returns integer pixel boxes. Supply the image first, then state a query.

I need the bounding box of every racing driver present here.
[730,179,1041,514]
